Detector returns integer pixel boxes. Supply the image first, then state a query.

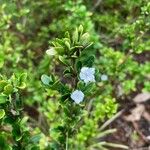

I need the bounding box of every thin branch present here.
[93,0,102,11]
[100,109,125,130]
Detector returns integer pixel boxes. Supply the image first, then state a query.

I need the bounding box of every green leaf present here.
[55,47,64,55]
[17,73,28,89]
[12,124,22,141]
[30,134,42,143]
[19,73,27,83]
[84,82,94,94]
[78,25,83,36]
[0,109,5,119]
[0,134,12,150]
[64,106,71,117]
[31,146,40,150]
[3,84,13,95]
[76,61,82,72]
[83,55,95,67]
[59,56,70,66]
[0,57,4,68]
[4,116,16,124]
[77,81,85,90]
[63,68,73,77]
[49,142,60,150]
[52,81,70,94]
[65,41,70,50]
[0,80,8,92]
[0,95,7,104]
[18,82,26,89]
[65,31,70,39]
[20,116,28,125]
[41,74,51,85]
[80,32,90,45]
[72,28,79,44]
[61,93,70,102]
[63,68,71,75]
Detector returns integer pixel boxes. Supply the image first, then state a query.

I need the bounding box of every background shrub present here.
[0,0,149,149]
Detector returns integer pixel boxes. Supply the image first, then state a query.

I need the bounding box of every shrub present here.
[0,0,149,149]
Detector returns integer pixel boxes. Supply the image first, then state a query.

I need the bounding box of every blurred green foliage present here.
[0,0,149,149]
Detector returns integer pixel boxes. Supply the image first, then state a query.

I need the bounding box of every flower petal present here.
[71,90,84,104]
[79,67,95,83]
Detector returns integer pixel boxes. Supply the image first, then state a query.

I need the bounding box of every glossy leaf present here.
[0,109,5,119]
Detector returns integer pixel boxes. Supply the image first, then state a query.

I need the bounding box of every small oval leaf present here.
[41,74,50,85]
[0,109,5,119]
[3,84,13,95]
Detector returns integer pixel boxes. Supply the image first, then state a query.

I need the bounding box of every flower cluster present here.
[70,67,109,104]
[71,67,95,104]
[79,67,95,83]
[71,90,84,104]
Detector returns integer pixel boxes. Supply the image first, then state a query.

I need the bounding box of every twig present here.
[100,109,125,130]
[66,132,68,150]
[93,0,102,11]
[87,98,94,115]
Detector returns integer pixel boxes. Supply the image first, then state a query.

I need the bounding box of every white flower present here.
[101,74,108,81]
[46,47,57,56]
[79,67,95,83]
[71,90,84,104]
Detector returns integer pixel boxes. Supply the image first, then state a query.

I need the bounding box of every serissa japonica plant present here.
[41,25,128,150]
